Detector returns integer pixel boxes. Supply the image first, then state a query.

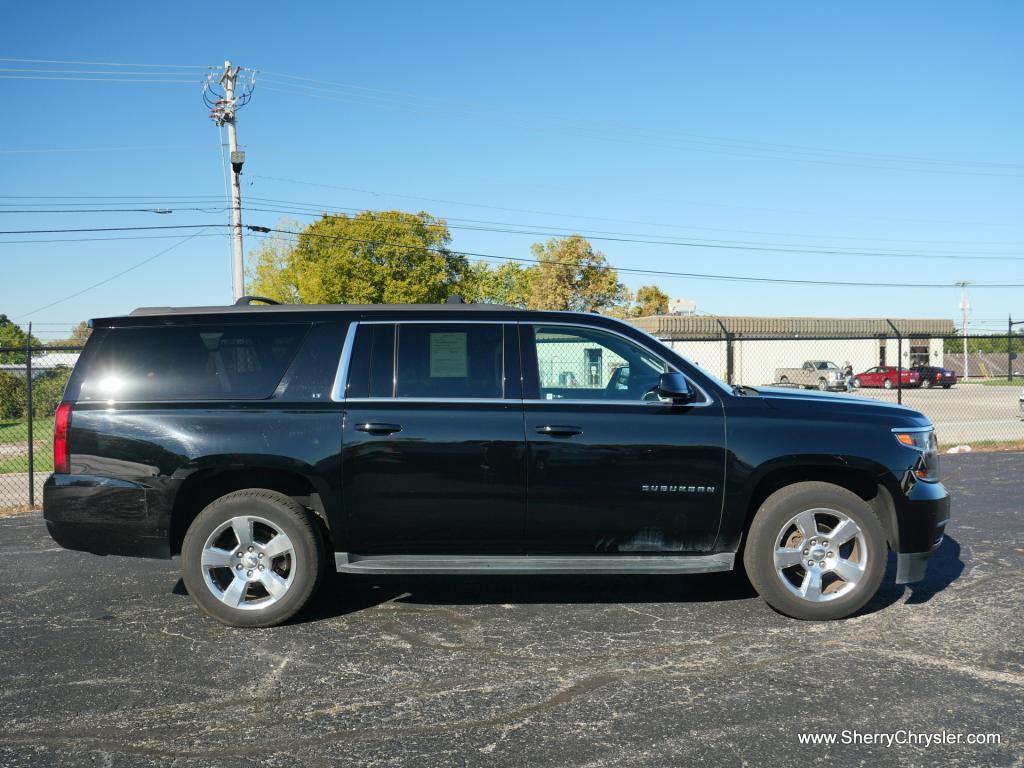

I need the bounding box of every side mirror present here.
[657,371,696,403]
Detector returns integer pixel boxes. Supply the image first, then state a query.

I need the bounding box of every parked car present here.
[852,366,921,390]
[775,360,845,391]
[911,365,957,389]
[44,300,949,627]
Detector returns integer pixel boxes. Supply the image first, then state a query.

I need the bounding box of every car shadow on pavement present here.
[171,537,964,623]
[866,535,964,612]
[903,535,964,605]
[299,570,760,622]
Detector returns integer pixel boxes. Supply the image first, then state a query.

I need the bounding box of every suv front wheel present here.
[743,482,887,620]
[181,489,325,627]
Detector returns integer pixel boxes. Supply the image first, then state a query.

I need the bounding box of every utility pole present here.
[205,61,254,301]
[1010,315,1023,382]
[957,281,970,380]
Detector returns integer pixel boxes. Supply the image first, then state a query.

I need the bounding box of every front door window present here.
[532,325,670,402]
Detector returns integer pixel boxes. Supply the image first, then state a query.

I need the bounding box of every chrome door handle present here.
[355,422,403,435]
[535,425,583,437]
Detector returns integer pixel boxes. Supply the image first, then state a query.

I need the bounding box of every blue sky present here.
[2,1,1022,341]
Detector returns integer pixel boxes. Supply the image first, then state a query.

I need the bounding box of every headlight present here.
[894,428,939,480]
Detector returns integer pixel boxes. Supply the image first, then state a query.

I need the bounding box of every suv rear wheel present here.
[181,489,325,627]
[743,482,886,620]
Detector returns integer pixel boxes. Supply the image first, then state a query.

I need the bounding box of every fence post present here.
[885,320,902,405]
[715,319,734,385]
[26,325,33,508]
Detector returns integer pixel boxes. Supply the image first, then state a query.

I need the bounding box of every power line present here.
[0,224,227,235]
[0,207,221,214]
[0,194,224,200]
[16,229,212,319]
[4,201,1018,260]
[259,72,1015,169]
[0,57,209,68]
[258,75,1024,177]
[0,67,204,76]
[244,195,1024,249]
[0,145,209,154]
[256,173,1024,239]
[0,76,199,83]
[0,233,228,245]
[239,202,1024,260]
[249,225,1024,289]
[3,197,1018,260]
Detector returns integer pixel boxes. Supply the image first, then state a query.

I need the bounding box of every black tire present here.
[181,489,325,628]
[943,385,952,389]
[883,379,894,390]
[742,482,887,620]
[817,378,828,391]
[920,378,932,389]
[852,377,861,388]
[779,376,789,385]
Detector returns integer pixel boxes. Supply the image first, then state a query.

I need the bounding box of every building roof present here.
[630,315,956,339]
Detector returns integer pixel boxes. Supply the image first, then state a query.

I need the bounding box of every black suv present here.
[44,302,950,626]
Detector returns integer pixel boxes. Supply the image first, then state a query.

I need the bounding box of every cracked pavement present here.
[0,452,1021,767]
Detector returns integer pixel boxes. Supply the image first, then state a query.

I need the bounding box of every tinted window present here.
[79,324,309,401]
[276,322,346,401]
[346,324,395,398]
[531,325,670,402]
[396,323,503,399]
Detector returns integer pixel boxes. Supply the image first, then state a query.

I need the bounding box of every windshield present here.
[815,361,839,370]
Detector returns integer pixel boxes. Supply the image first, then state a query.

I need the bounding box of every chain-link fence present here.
[657,333,1024,449]
[0,345,82,513]
[1,332,1022,513]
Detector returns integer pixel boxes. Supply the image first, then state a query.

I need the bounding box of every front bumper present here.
[43,474,170,559]
[892,479,950,584]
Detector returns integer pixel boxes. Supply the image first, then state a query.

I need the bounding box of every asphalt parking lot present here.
[847,384,1023,445]
[1,453,1021,768]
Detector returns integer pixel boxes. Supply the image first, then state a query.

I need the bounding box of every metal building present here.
[628,316,955,386]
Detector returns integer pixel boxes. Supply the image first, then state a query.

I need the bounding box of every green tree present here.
[0,371,26,420]
[30,367,72,418]
[943,331,1024,354]
[461,261,533,307]
[526,236,626,312]
[246,220,303,304]
[250,212,468,305]
[46,321,92,347]
[0,315,40,364]
[631,284,670,317]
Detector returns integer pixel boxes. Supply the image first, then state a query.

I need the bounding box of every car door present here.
[860,367,881,387]
[522,322,726,554]
[339,320,526,554]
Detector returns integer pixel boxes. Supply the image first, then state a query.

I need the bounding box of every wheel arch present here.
[169,466,333,557]
[737,459,899,552]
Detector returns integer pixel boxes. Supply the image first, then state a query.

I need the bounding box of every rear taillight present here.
[53,401,72,474]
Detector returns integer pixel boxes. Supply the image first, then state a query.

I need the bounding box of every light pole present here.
[1009,315,1023,382]
[957,281,970,380]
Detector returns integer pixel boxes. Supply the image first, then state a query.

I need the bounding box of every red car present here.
[853,366,921,389]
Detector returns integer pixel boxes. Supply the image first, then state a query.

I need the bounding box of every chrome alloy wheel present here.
[200,515,296,610]
[772,508,867,602]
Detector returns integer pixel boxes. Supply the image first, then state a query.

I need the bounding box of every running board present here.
[334,552,734,575]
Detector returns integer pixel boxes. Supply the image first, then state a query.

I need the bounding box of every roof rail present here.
[234,295,282,306]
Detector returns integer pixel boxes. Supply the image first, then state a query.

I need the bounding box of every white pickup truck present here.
[775,360,845,391]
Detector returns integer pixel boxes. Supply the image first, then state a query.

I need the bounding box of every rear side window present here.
[396,323,503,399]
[78,324,309,401]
